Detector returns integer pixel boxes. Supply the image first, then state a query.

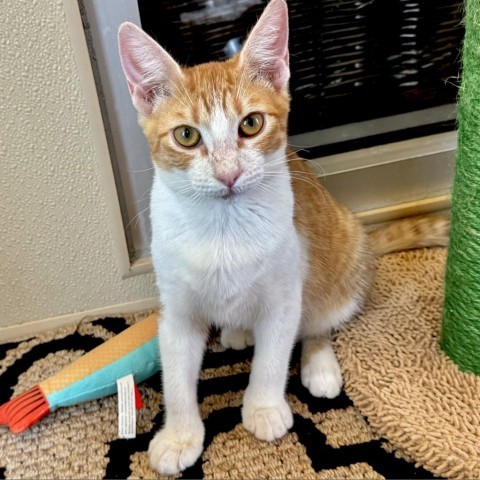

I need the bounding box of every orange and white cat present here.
[118,0,448,474]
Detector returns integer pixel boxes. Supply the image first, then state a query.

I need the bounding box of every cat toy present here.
[0,313,160,433]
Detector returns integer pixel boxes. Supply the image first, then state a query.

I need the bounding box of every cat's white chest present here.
[153,222,267,327]
[153,200,272,289]
[150,174,296,327]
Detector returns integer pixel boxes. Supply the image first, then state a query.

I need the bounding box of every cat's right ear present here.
[118,22,182,115]
[239,0,290,90]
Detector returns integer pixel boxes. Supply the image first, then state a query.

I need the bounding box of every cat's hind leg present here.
[220,329,254,350]
[300,295,364,398]
[301,336,343,399]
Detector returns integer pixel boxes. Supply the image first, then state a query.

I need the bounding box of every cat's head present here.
[118,0,290,200]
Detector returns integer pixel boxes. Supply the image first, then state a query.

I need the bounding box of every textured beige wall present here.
[0,0,157,328]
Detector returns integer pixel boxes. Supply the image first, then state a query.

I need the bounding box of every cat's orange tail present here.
[368,214,450,256]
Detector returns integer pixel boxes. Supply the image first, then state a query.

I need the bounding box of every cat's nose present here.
[215,170,242,188]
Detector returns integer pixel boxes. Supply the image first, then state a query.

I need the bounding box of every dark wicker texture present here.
[138,0,462,136]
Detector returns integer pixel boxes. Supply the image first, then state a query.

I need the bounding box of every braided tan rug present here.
[0,247,475,479]
[335,247,480,479]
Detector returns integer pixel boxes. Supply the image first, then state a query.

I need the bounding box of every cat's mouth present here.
[220,185,248,200]
[191,180,253,200]
[221,191,234,200]
[218,180,257,200]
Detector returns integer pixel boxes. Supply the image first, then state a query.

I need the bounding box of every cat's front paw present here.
[148,423,205,475]
[220,329,254,350]
[242,397,293,441]
[301,355,343,398]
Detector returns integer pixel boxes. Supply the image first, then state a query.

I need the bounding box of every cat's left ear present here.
[239,0,289,90]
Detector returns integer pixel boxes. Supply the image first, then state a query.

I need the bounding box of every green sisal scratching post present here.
[441,0,480,375]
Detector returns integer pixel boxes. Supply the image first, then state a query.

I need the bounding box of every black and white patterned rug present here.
[0,313,435,479]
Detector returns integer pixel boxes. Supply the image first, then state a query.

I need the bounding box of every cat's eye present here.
[239,113,264,138]
[173,125,201,148]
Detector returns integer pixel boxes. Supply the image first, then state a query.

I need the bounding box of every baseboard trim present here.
[0,297,159,344]
[357,194,451,225]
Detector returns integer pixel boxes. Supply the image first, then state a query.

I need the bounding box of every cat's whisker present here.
[120,166,155,173]
[263,171,319,182]
[262,159,291,170]
[264,158,323,173]
[124,206,150,232]
[268,171,323,184]
[193,192,208,207]
[166,179,198,199]
[290,177,327,200]
[286,142,311,152]
[288,148,311,156]
[263,151,303,167]
[284,149,305,158]
[179,194,195,209]
[180,188,207,209]
[166,178,193,187]
[284,150,304,159]
[176,185,197,197]
[311,163,326,178]
[256,183,280,200]
[176,189,194,198]
[256,179,279,194]
[132,188,152,205]
[176,185,194,195]
[262,172,327,200]
[264,165,323,178]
